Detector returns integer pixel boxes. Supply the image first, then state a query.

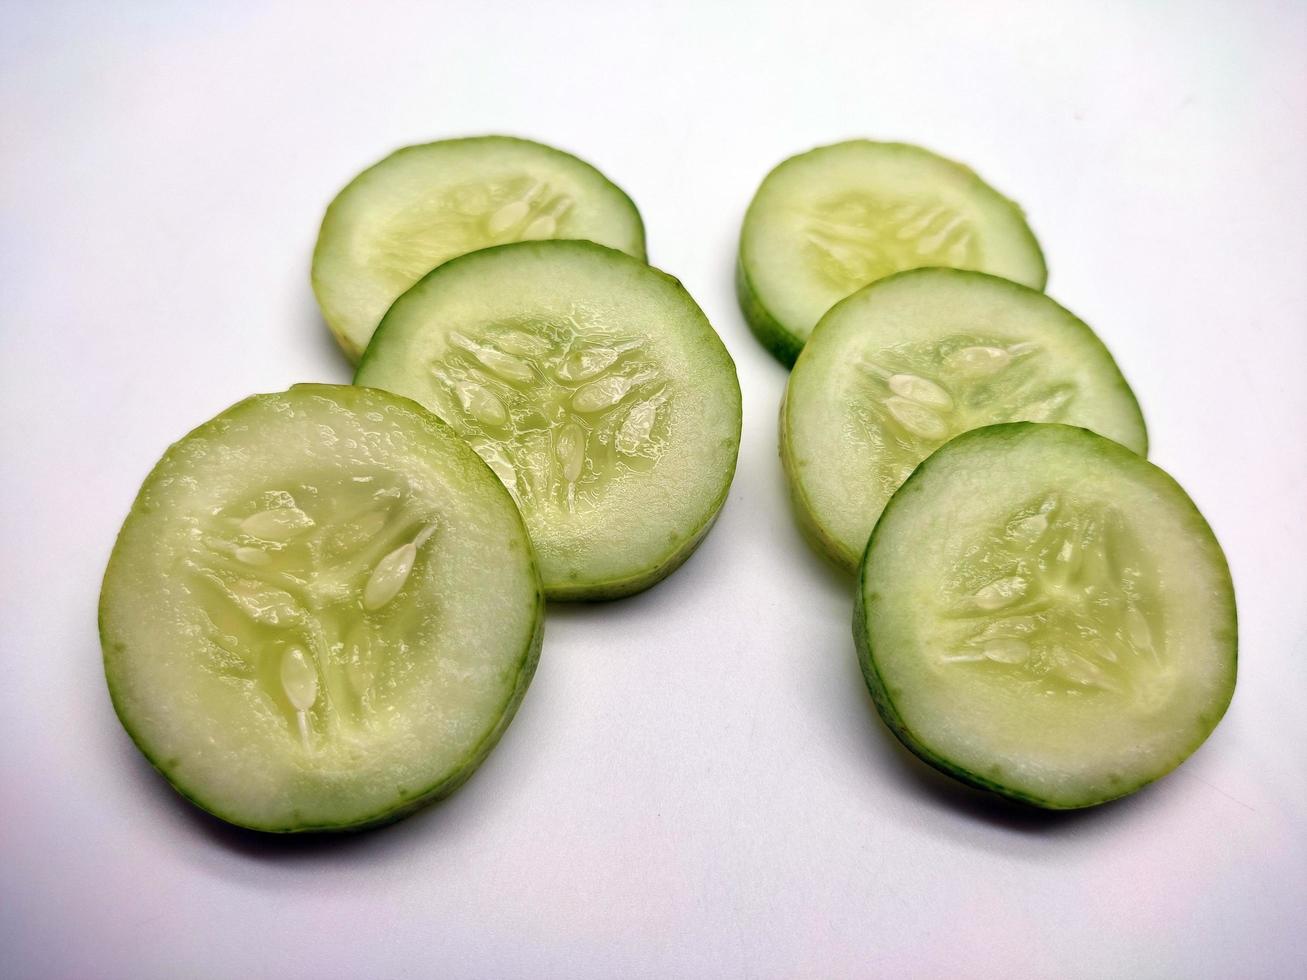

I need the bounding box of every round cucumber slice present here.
[313,136,647,360]
[782,269,1146,572]
[99,385,544,832]
[856,423,1237,809]
[355,241,741,600]
[738,140,1047,364]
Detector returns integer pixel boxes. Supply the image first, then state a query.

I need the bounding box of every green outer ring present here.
[98,384,547,833]
[777,385,859,571]
[546,505,726,602]
[853,421,1238,810]
[737,139,1049,368]
[736,256,805,367]
[312,134,649,361]
[781,268,1149,574]
[356,239,743,602]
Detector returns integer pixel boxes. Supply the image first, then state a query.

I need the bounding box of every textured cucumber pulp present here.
[313,136,646,360]
[782,269,1146,572]
[355,240,742,600]
[99,385,544,831]
[739,140,1046,365]
[856,423,1236,809]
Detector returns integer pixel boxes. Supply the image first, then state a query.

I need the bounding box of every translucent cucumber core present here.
[846,334,1079,504]
[423,317,672,514]
[185,472,439,752]
[936,493,1172,708]
[371,176,577,286]
[806,193,981,290]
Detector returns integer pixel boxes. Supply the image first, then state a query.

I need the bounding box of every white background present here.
[2,2,1304,977]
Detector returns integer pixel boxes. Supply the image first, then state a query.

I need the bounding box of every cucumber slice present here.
[738,140,1046,364]
[782,269,1146,572]
[313,136,646,360]
[99,385,544,832]
[355,241,741,600]
[856,423,1237,809]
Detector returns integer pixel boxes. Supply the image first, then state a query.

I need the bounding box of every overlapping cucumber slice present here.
[99,385,544,831]
[738,140,1046,364]
[782,269,1146,571]
[856,423,1236,808]
[313,136,646,359]
[355,241,741,599]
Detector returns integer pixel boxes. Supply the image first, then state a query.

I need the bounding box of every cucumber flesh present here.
[856,423,1237,809]
[99,385,544,831]
[783,269,1146,572]
[355,241,742,600]
[739,140,1046,364]
[312,136,646,360]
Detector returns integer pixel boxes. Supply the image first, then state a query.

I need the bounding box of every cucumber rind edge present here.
[99,384,547,833]
[852,421,1237,810]
[736,256,805,368]
[777,385,861,572]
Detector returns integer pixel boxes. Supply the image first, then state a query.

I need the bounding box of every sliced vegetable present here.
[99,385,544,831]
[856,422,1237,808]
[355,240,741,600]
